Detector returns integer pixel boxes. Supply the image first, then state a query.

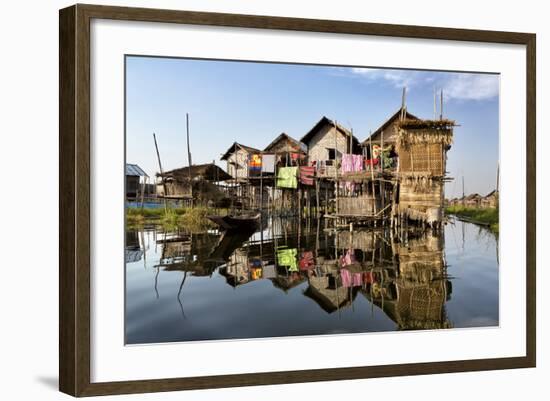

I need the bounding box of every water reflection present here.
[125,217,498,344]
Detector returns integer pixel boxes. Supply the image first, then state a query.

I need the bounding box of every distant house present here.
[156,163,231,202]
[263,132,307,166]
[463,193,482,208]
[126,163,148,198]
[300,116,361,165]
[221,142,262,181]
[481,190,498,208]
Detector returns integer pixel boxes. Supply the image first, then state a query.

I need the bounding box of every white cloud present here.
[442,74,499,101]
[347,68,499,101]
[350,67,426,88]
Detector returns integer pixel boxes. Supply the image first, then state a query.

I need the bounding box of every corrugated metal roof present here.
[126,163,148,177]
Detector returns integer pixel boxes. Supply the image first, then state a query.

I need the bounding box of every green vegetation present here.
[126,206,224,232]
[445,205,499,233]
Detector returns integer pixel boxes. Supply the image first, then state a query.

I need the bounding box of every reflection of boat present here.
[207,212,261,231]
[208,229,254,262]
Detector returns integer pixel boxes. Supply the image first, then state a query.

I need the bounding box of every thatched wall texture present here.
[337,195,380,216]
[399,178,444,224]
[398,143,445,176]
[336,230,381,250]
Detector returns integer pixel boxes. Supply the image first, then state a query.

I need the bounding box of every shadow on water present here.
[124,216,499,344]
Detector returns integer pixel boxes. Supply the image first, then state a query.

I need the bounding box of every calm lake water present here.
[125,218,499,344]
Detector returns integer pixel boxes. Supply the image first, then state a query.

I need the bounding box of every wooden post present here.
[369,131,377,216]
[440,89,444,120]
[381,130,385,214]
[401,87,407,120]
[315,178,320,217]
[140,175,146,209]
[260,155,264,212]
[334,121,339,218]
[153,133,167,212]
[186,113,193,206]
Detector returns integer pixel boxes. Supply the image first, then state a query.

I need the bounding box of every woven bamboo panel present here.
[399,143,444,175]
[337,195,379,216]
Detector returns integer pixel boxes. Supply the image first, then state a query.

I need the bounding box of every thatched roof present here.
[159,163,231,182]
[396,118,454,149]
[300,116,360,148]
[362,108,419,145]
[264,132,307,154]
[398,118,456,130]
[220,142,261,161]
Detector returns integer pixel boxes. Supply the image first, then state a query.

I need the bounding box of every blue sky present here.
[126,56,499,198]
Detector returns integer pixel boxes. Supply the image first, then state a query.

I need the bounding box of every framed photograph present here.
[59,4,536,397]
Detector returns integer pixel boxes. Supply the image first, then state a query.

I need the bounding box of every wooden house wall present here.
[226,148,251,180]
[368,119,401,144]
[307,125,351,163]
[267,139,302,154]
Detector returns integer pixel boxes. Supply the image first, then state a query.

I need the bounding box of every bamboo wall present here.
[336,195,380,216]
[307,125,350,163]
[398,178,444,224]
[398,143,445,176]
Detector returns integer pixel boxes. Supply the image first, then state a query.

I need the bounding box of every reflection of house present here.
[363,232,452,330]
[221,142,262,181]
[303,275,357,313]
[126,163,149,198]
[125,230,143,263]
[156,163,231,203]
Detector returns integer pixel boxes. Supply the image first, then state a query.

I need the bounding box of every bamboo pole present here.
[369,131,377,216]
[334,121,339,218]
[186,113,193,206]
[153,133,167,212]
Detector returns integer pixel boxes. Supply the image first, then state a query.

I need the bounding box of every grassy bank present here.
[126,206,223,232]
[445,205,499,233]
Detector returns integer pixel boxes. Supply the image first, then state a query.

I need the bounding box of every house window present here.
[327,148,337,160]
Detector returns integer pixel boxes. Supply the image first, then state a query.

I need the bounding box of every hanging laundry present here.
[299,166,315,186]
[249,154,262,174]
[262,265,277,279]
[276,166,298,188]
[261,154,276,173]
[372,144,381,159]
[340,268,362,288]
[277,248,298,270]
[340,268,352,287]
[364,158,379,169]
[299,251,315,270]
[341,154,363,174]
[363,271,376,284]
[339,249,356,267]
[380,154,394,169]
[250,267,262,280]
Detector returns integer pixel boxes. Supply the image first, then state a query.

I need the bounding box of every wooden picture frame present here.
[59,3,536,397]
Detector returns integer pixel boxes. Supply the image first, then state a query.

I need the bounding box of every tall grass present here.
[445,205,499,233]
[125,206,219,232]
